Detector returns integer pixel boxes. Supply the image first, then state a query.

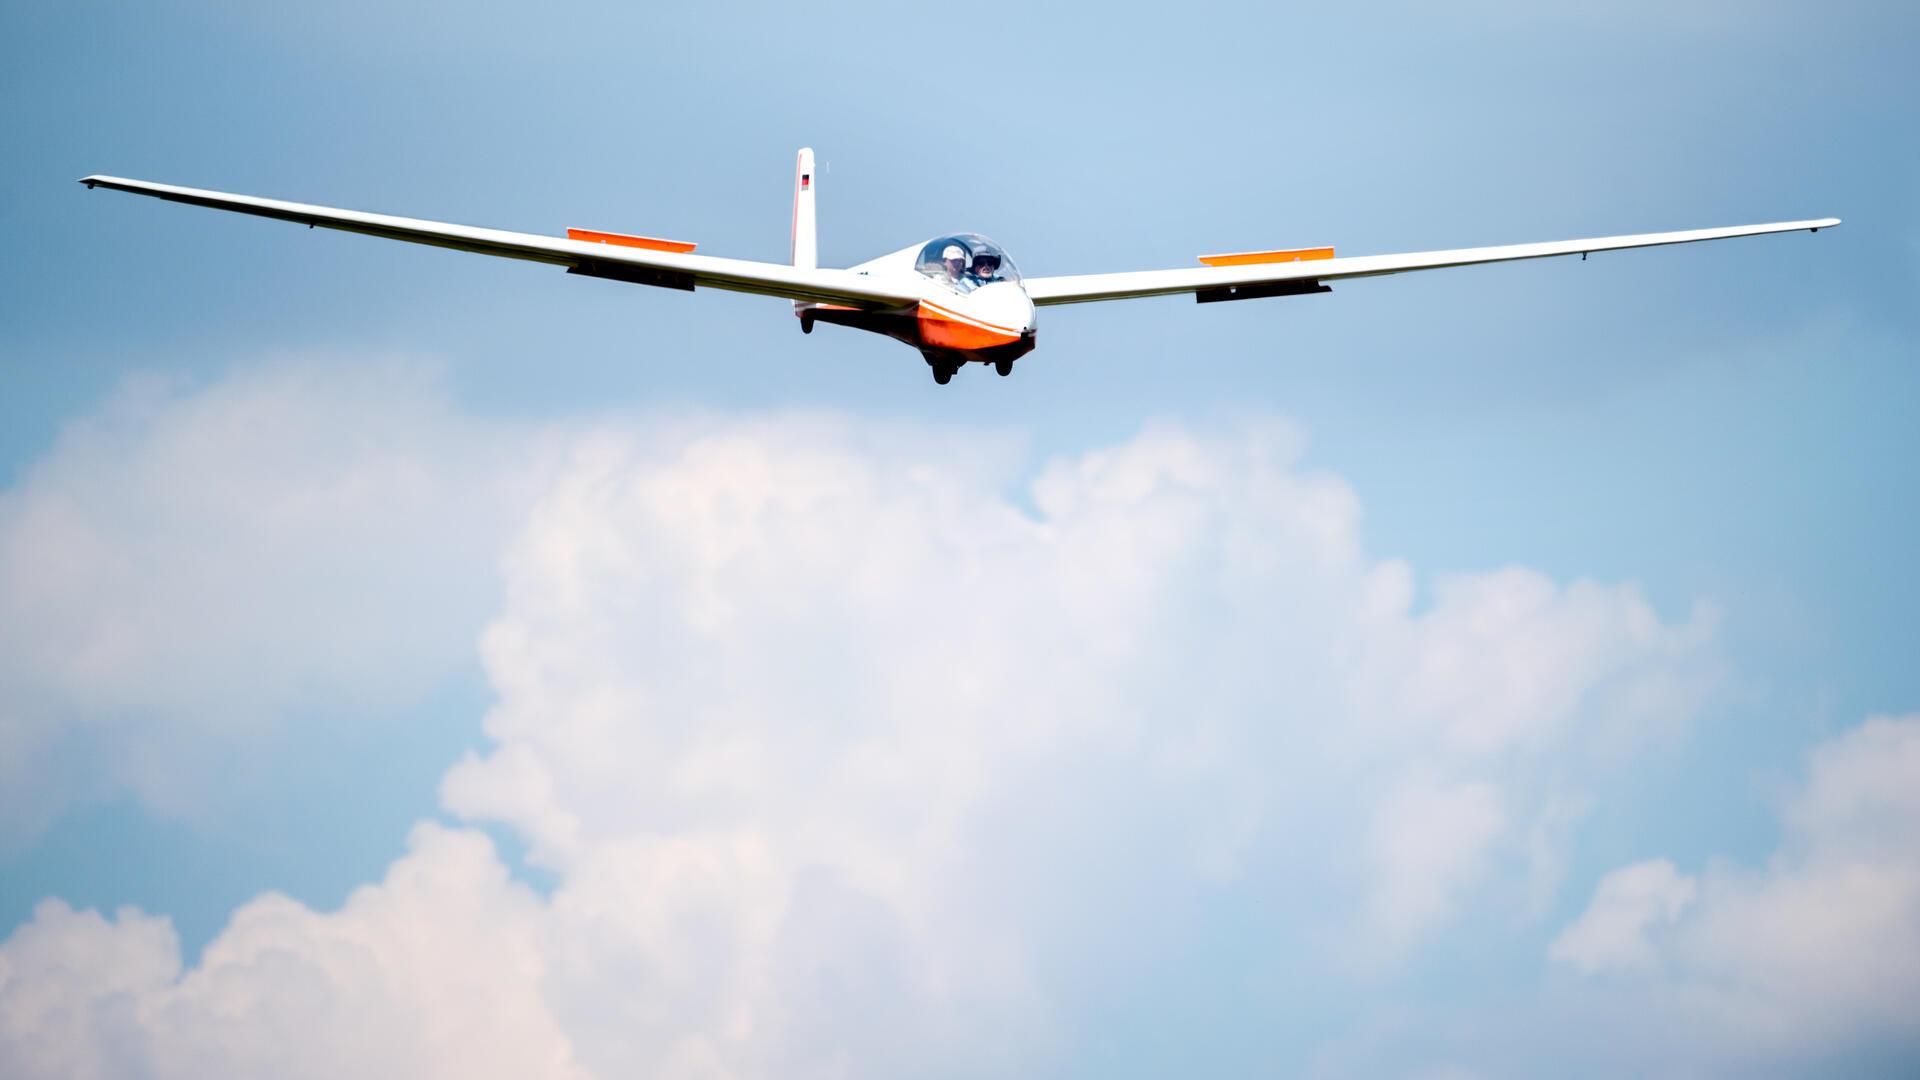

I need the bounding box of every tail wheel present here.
[799,311,815,334]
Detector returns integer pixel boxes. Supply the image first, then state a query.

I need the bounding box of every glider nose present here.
[974,280,1035,335]
[916,281,1034,352]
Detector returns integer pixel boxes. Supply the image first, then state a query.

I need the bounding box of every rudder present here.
[791,148,816,270]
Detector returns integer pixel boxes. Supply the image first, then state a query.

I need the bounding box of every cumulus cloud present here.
[1365,777,1504,951]
[0,359,548,844]
[1548,858,1694,974]
[1552,715,1920,1057]
[0,825,581,1080]
[0,371,1727,1077]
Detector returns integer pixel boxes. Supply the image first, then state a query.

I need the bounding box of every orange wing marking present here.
[1197,246,1334,267]
[566,228,697,254]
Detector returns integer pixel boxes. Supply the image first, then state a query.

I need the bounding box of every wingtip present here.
[77,175,101,189]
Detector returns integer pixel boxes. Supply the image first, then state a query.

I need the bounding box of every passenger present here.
[970,252,1001,285]
[941,244,969,287]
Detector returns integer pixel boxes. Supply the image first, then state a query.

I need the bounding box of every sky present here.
[1,2,1917,1076]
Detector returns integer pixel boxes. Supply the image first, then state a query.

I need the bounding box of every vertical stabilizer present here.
[791,147,817,270]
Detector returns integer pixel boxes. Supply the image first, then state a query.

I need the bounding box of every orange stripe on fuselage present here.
[566,228,697,254]
[1197,246,1334,267]
[918,299,1022,351]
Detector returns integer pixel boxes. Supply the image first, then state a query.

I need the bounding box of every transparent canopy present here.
[914,234,1021,293]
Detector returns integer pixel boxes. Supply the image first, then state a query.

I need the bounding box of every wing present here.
[1023,219,1840,306]
[79,175,922,309]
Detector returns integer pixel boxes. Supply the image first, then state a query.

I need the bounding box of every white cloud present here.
[0,371,1727,1077]
[1356,568,1720,758]
[0,825,582,1080]
[1548,858,1694,974]
[1523,792,1592,921]
[1553,715,1920,1055]
[0,898,179,1080]
[1365,777,1504,951]
[0,359,548,845]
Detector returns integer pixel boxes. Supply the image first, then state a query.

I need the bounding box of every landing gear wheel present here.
[932,364,954,385]
[799,312,814,334]
[995,359,1013,377]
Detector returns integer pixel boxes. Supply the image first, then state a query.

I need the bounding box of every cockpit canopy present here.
[914,233,1020,293]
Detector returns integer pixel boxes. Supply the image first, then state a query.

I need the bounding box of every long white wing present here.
[1024,219,1840,306]
[79,175,922,309]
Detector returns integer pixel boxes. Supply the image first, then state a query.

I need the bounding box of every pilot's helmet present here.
[941,243,967,276]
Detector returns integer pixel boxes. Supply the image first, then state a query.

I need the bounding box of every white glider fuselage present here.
[802,239,1038,383]
[786,149,1034,383]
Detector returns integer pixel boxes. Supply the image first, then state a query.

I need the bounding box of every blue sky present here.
[2,2,1917,1076]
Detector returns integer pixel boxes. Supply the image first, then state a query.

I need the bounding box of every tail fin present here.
[791,147,816,270]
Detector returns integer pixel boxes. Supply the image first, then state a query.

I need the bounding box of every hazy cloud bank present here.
[0,359,550,846]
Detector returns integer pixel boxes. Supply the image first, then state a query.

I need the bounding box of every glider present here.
[81,148,1837,385]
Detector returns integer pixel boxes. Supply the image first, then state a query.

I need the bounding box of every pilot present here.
[970,251,1001,285]
[941,243,969,286]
